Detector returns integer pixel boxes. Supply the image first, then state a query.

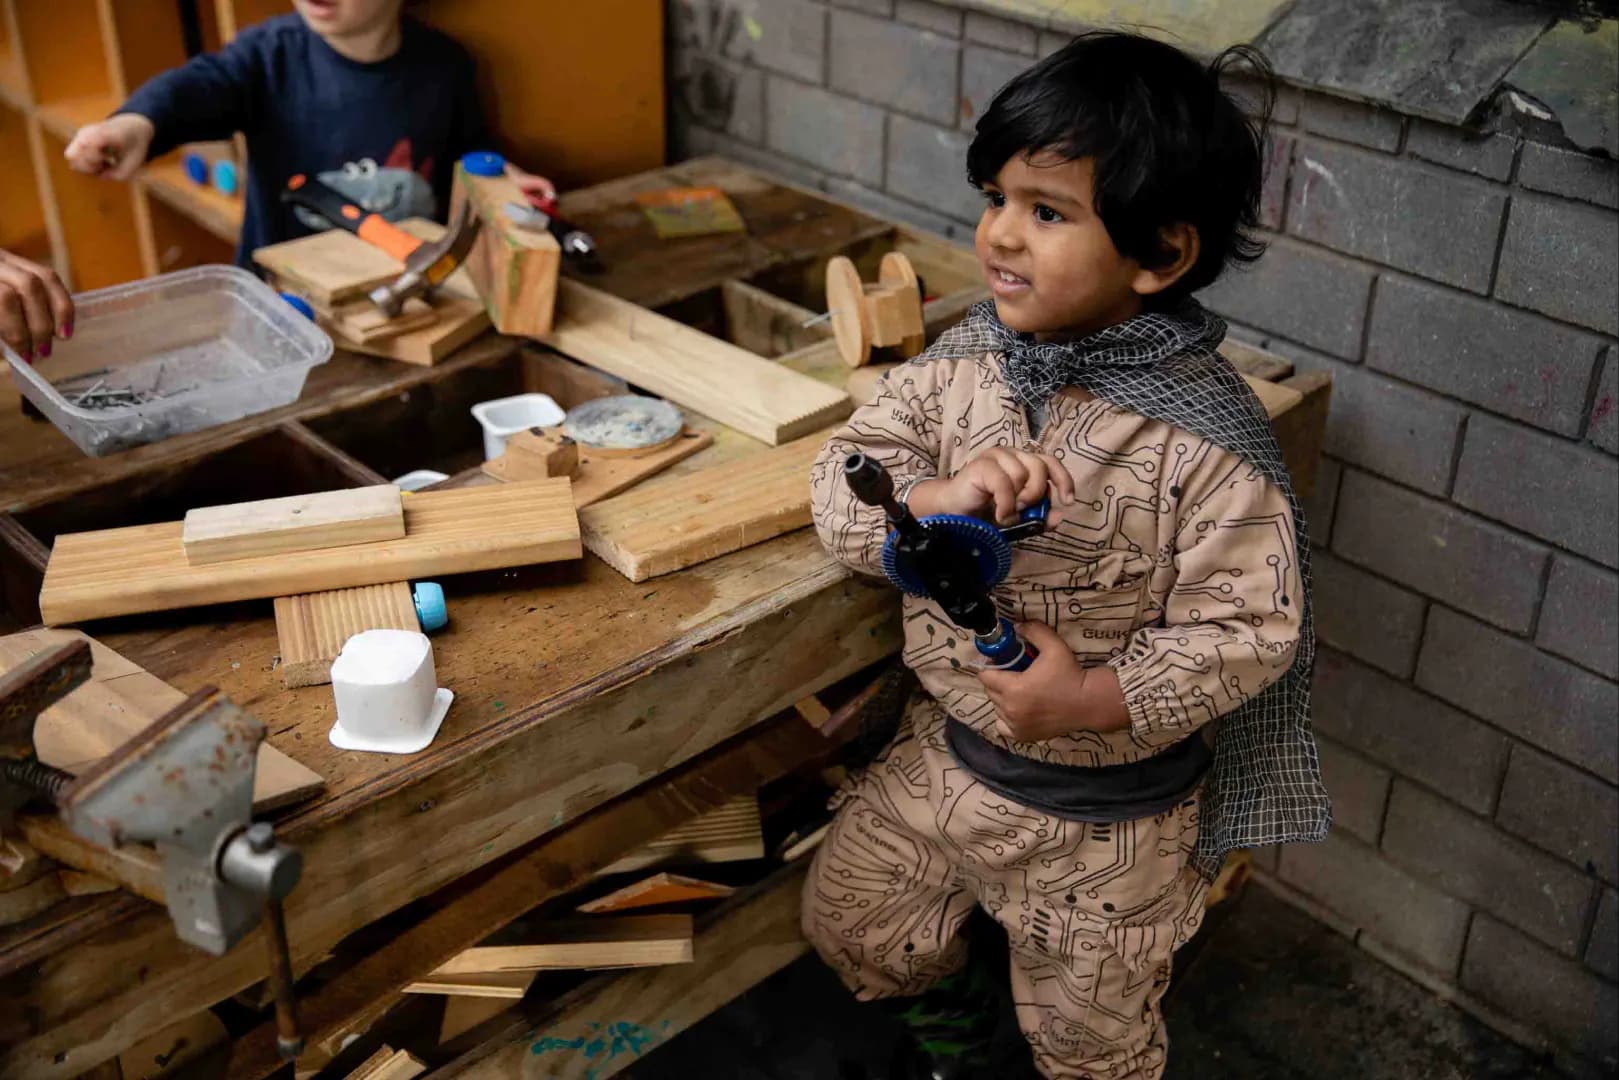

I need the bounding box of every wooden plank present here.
[1219,337,1295,382]
[1271,370,1332,500]
[545,280,851,446]
[452,163,561,337]
[1242,371,1305,420]
[329,298,438,345]
[404,971,533,999]
[0,629,323,813]
[435,915,693,975]
[39,480,581,625]
[348,1046,424,1080]
[483,428,714,508]
[322,293,491,369]
[579,435,820,583]
[274,582,420,689]
[181,485,405,566]
[577,873,734,915]
[436,864,810,1080]
[600,796,764,876]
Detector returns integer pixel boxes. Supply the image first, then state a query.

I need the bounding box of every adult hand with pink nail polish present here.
[0,249,74,365]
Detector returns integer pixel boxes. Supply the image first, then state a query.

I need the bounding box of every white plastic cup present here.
[470,393,565,461]
[328,629,453,754]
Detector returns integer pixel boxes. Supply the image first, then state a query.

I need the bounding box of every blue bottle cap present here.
[212,159,239,196]
[279,293,315,320]
[182,152,209,186]
[413,582,448,632]
[460,150,506,177]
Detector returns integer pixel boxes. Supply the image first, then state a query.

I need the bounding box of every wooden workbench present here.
[0,158,1329,1080]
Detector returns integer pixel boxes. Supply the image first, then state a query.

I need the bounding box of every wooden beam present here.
[39,480,580,625]
[346,1045,424,1080]
[435,863,811,1079]
[544,280,851,446]
[434,915,693,975]
[181,485,405,566]
[579,435,821,582]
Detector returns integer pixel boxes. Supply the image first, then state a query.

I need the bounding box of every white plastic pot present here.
[470,393,565,461]
[328,629,453,754]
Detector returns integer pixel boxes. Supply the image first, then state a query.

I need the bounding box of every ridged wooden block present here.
[274,582,420,689]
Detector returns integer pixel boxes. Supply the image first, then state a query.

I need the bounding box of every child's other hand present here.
[64,115,155,181]
[508,167,558,208]
[908,446,1075,525]
[976,622,1129,742]
[0,249,73,364]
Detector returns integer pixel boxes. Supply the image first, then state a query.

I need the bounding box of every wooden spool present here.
[826,252,927,368]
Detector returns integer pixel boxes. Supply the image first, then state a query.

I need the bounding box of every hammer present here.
[282,174,483,317]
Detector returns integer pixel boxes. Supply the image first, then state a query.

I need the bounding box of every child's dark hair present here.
[967,32,1273,298]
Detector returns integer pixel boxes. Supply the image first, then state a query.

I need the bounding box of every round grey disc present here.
[563,395,684,450]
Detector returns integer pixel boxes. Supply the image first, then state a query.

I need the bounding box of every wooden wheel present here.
[826,255,871,368]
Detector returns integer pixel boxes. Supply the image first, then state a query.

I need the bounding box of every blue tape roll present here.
[413,581,448,632]
[460,151,506,177]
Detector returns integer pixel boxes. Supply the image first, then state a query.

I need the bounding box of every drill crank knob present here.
[843,453,893,506]
[460,150,507,177]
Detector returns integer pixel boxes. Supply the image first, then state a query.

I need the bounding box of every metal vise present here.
[0,642,305,1059]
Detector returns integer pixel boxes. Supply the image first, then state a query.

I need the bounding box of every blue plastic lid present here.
[413,582,448,632]
[182,153,209,186]
[279,293,315,320]
[460,151,506,177]
[212,159,239,196]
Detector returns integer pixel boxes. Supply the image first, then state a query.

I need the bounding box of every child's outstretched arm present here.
[65,32,265,180]
[1109,451,1304,740]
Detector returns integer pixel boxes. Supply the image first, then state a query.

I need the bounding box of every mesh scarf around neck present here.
[922,299,1330,879]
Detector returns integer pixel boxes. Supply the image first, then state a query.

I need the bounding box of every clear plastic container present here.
[3,265,333,457]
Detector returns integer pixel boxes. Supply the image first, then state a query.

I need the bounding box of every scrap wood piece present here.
[439,994,517,1046]
[346,1045,425,1080]
[39,480,580,625]
[544,279,851,446]
[579,434,819,583]
[577,872,735,915]
[452,162,562,337]
[600,795,764,876]
[0,629,322,813]
[329,297,439,344]
[181,484,405,566]
[274,582,420,689]
[434,915,693,976]
[483,427,713,508]
[404,970,534,999]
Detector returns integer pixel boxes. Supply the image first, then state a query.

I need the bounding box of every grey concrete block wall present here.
[664,0,1619,1067]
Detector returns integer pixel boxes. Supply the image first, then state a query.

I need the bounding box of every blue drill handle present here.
[976,616,1038,671]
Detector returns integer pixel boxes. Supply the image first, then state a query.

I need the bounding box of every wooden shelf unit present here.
[1,0,664,291]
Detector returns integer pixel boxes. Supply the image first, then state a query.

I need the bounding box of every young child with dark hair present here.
[806,32,1328,1079]
[63,0,553,265]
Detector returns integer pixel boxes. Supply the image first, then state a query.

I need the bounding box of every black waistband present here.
[944,717,1211,822]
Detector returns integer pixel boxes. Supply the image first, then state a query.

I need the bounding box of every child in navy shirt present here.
[65,0,553,265]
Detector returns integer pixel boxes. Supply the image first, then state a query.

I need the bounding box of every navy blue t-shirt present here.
[120,15,489,264]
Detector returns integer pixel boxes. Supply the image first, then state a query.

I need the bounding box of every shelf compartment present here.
[141,154,243,246]
[141,186,236,274]
[11,0,112,106]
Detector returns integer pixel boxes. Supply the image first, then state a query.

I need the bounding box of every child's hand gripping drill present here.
[842,452,1069,672]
